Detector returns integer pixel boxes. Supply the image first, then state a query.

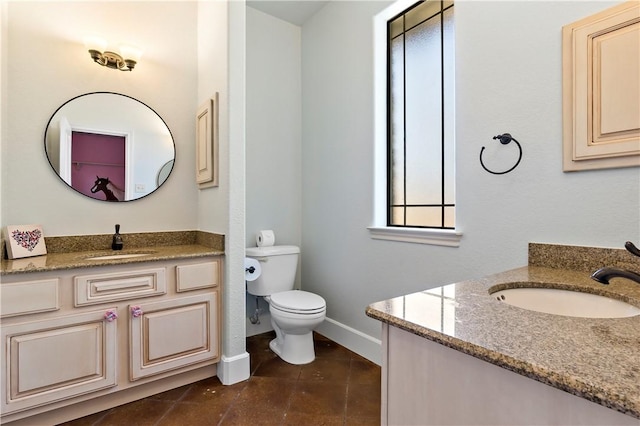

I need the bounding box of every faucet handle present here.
[624,241,640,258]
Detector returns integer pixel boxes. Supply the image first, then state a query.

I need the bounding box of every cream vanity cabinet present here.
[381,324,638,426]
[0,256,222,425]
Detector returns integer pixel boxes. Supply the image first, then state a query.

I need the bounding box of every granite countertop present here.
[1,230,224,275]
[366,243,640,419]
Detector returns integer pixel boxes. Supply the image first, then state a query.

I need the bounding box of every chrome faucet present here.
[591,241,640,285]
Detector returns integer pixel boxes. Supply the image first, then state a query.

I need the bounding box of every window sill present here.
[367,226,462,247]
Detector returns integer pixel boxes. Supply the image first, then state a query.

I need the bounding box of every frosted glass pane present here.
[406,207,442,228]
[405,0,441,30]
[443,7,455,205]
[444,206,455,228]
[390,36,405,205]
[405,16,442,205]
[389,16,404,39]
[391,207,405,225]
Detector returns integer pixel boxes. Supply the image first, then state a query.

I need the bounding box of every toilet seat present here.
[269,290,326,315]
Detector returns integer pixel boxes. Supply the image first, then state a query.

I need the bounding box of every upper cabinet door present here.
[563,1,640,171]
[195,94,219,188]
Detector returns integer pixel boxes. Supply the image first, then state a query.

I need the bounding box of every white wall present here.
[2,0,249,383]
[246,7,302,250]
[1,2,6,205]
[245,7,302,332]
[300,0,640,359]
[1,1,198,235]
[198,1,230,236]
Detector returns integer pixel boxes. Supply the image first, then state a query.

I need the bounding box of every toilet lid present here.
[270,290,326,313]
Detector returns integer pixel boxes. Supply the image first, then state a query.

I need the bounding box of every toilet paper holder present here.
[244,257,262,281]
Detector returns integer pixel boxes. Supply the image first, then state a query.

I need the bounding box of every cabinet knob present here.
[131,306,143,318]
[104,309,118,322]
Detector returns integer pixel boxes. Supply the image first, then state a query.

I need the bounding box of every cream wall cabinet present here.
[0,257,223,425]
[195,93,219,188]
[563,1,640,171]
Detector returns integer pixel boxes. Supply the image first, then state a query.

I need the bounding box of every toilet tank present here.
[245,245,300,296]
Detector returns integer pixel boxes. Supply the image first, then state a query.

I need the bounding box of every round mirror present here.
[44,92,175,202]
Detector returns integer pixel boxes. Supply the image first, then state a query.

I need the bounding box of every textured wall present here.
[300,0,639,348]
[2,1,198,235]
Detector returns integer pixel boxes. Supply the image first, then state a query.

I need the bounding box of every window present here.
[387,0,455,229]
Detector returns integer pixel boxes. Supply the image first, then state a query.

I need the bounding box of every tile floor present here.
[60,332,381,425]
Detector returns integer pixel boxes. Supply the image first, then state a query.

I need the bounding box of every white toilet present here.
[245,245,326,365]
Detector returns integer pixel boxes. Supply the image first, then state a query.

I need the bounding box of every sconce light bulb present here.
[119,44,142,63]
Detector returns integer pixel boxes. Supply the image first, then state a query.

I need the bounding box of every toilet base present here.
[269,331,316,365]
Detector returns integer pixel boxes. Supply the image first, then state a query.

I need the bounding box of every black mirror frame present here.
[44,92,176,202]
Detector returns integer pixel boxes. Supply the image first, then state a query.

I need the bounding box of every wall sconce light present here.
[84,36,142,72]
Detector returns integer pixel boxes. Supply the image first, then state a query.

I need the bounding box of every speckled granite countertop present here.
[366,243,640,419]
[1,231,224,275]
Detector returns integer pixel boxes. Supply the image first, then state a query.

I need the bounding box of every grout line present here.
[152,401,178,426]
[281,368,299,425]
[216,384,244,426]
[90,407,113,426]
[151,382,194,426]
[344,357,355,424]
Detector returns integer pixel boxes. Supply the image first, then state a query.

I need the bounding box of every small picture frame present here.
[4,224,47,259]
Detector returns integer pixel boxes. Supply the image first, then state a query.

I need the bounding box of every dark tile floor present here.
[60,332,381,425]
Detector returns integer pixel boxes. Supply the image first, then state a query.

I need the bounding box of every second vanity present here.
[0,231,224,425]
[367,243,640,426]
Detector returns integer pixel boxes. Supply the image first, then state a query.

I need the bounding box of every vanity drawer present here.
[176,260,221,292]
[1,279,59,318]
[75,268,167,306]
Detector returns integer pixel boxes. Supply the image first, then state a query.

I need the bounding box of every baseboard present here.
[244,314,382,365]
[217,352,250,385]
[316,317,382,365]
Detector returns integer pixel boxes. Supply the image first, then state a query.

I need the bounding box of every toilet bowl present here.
[245,246,326,364]
[267,290,326,364]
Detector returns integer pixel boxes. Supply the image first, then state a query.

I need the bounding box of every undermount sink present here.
[490,286,640,318]
[84,253,153,261]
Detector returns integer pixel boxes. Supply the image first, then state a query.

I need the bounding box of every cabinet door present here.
[130,292,219,380]
[562,1,640,171]
[1,309,117,415]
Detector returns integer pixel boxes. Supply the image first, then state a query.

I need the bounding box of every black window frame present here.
[386,0,455,230]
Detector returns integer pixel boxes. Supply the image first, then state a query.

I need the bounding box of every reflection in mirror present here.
[44,92,175,202]
[157,160,174,187]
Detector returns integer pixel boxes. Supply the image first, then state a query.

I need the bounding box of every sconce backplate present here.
[101,51,125,69]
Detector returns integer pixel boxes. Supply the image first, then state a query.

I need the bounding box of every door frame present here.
[61,126,132,201]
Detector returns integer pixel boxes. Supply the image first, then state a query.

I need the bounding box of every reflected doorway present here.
[71,131,126,201]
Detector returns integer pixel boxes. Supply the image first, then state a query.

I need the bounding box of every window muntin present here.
[387,0,455,229]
